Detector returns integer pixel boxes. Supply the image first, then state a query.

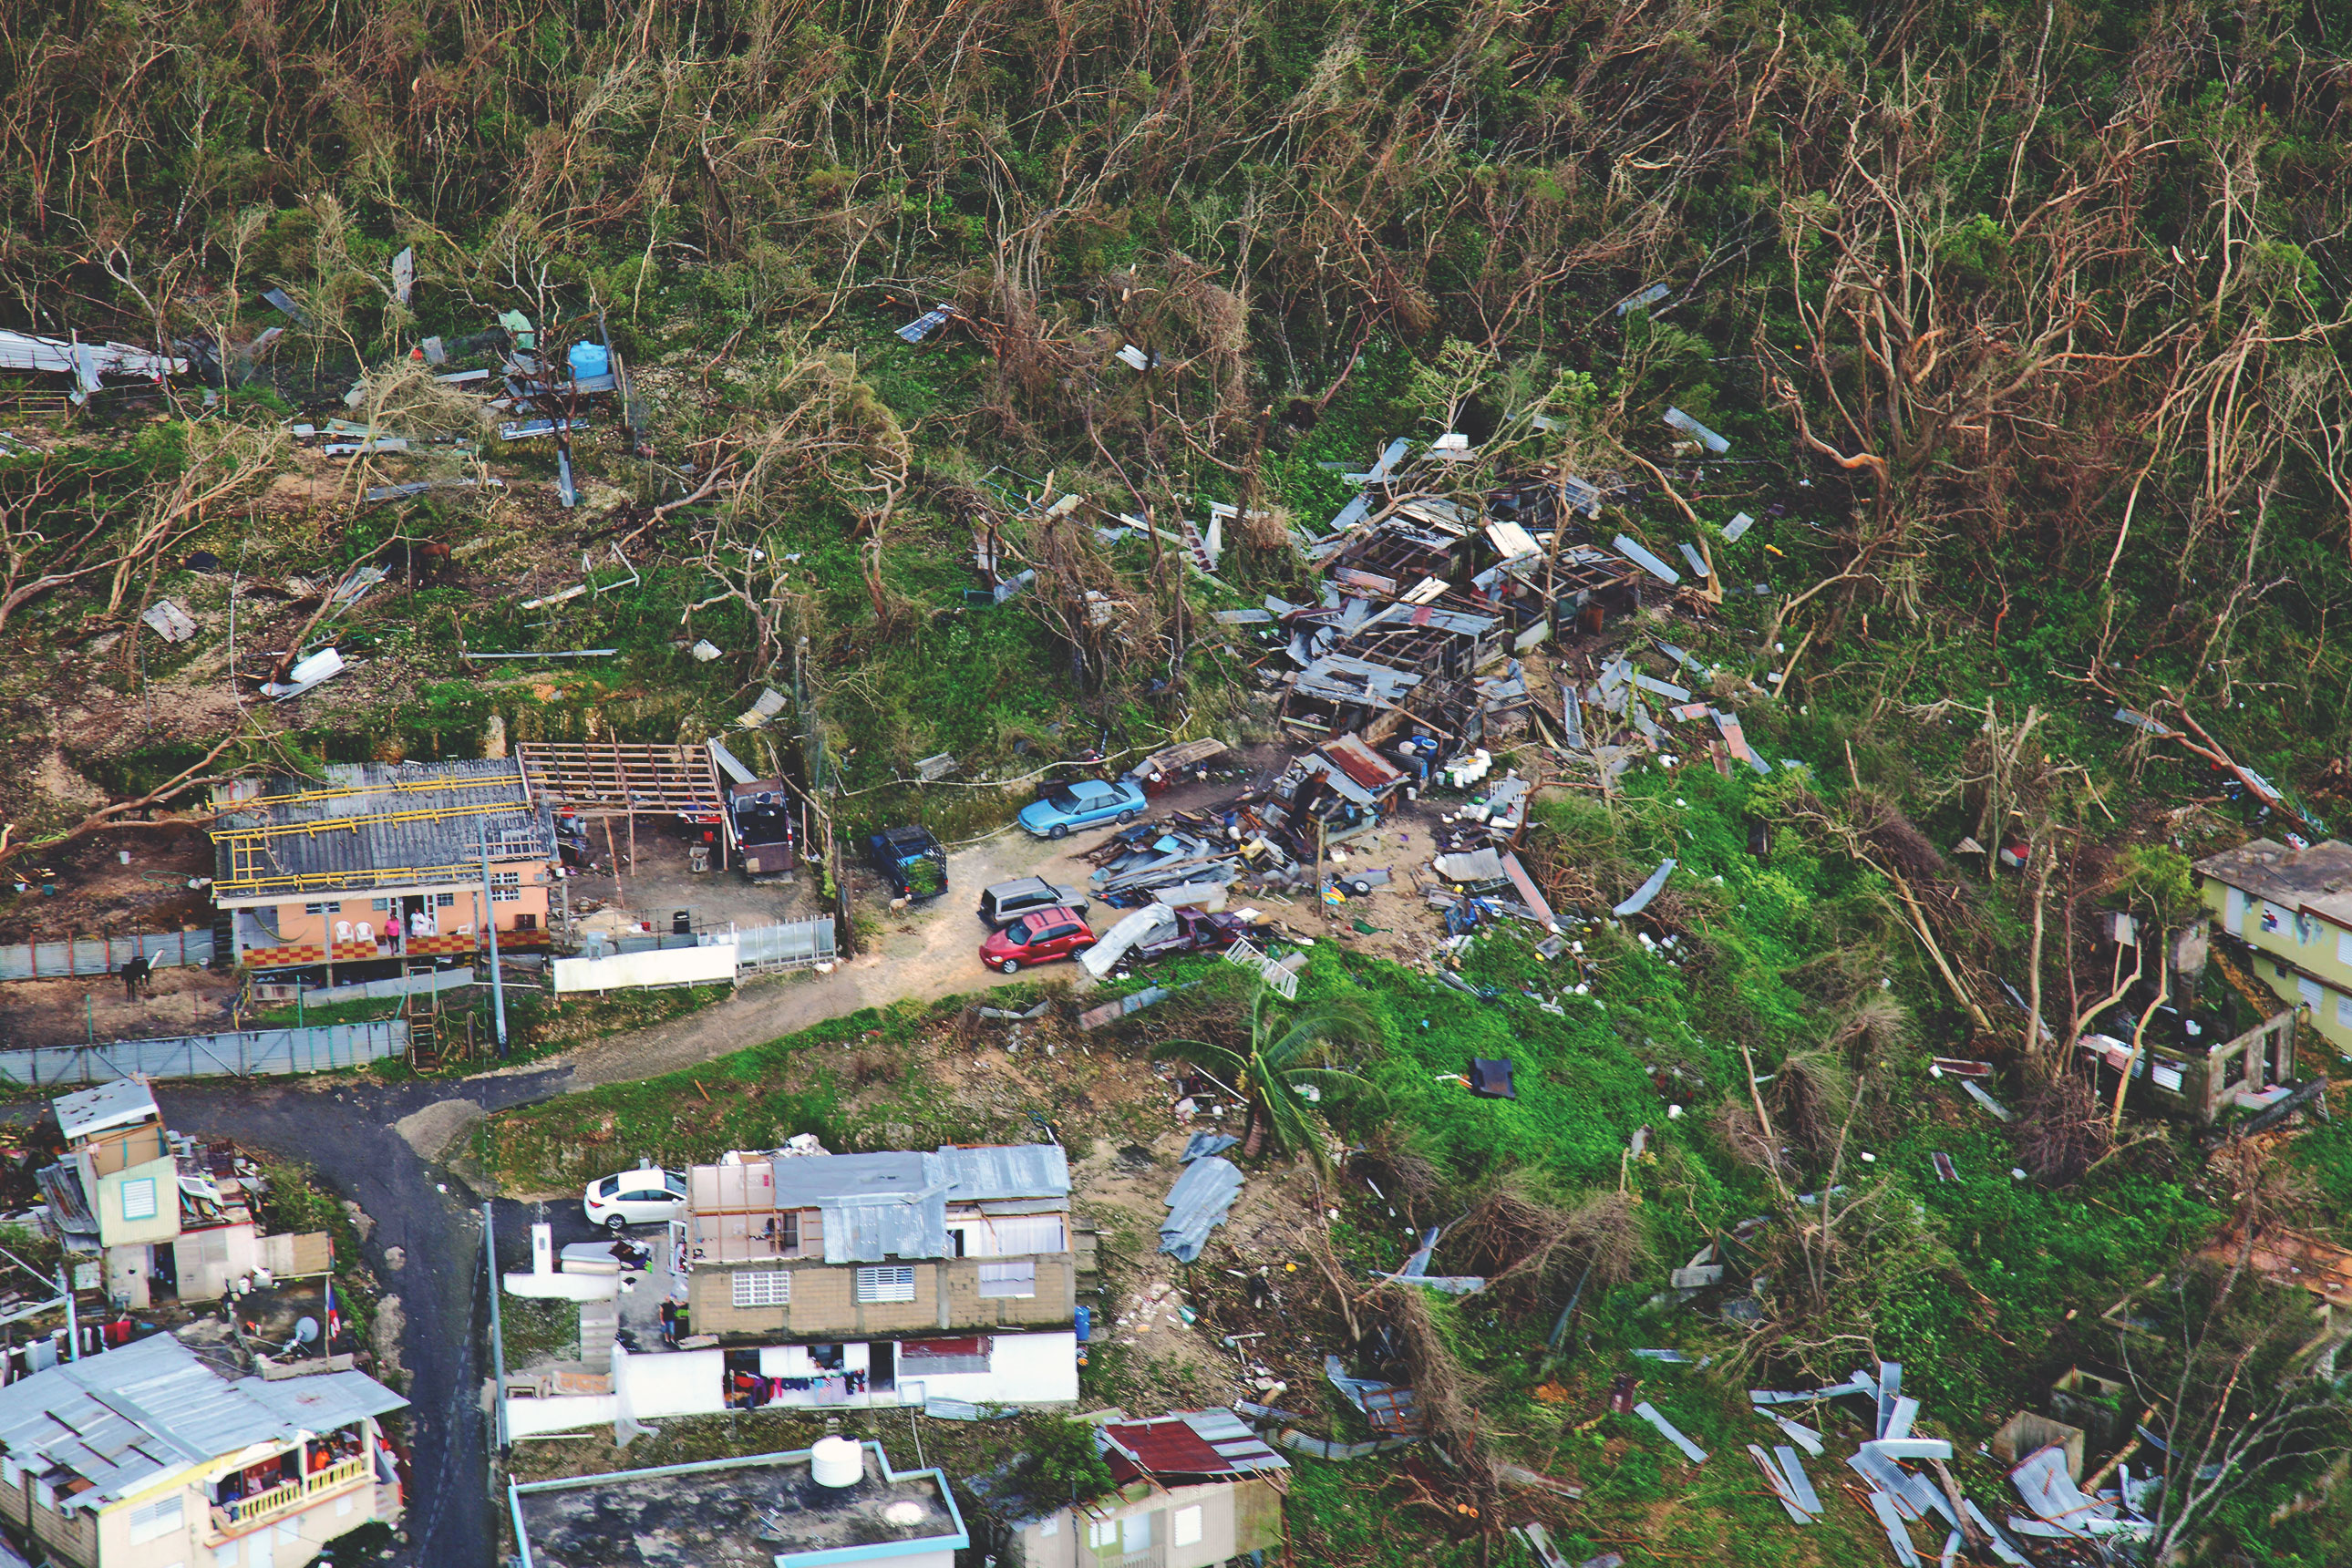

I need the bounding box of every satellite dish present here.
[294,1316,320,1344]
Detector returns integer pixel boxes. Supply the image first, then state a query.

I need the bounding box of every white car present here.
[584,1166,687,1232]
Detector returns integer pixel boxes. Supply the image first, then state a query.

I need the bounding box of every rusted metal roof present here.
[1100,1409,1289,1483]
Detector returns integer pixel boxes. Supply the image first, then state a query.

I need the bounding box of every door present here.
[248,1526,275,1568]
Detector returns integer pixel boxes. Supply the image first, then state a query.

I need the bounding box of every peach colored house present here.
[210,759,559,972]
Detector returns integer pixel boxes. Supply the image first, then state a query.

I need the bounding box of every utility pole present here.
[480,827,508,1057]
[56,1269,77,1361]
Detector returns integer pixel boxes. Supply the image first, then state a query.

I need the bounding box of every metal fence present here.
[0,1021,407,1089]
[0,929,214,982]
[735,918,837,973]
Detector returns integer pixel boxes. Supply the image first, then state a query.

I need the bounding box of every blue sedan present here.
[1018,778,1148,839]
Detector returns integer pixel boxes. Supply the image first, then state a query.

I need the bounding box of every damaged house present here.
[38,1082,332,1312]
[2195,837,2352,1065]
[209,758,560,973]
[990,1410,1289,1568]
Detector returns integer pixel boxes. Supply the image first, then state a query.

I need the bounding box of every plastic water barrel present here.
[568,341,610,379]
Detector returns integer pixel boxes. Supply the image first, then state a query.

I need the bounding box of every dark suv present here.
[978,876,1091,929]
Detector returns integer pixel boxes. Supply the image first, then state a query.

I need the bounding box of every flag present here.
[324,1278,342,1346]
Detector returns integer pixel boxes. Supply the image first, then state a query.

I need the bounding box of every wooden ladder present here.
[403,965,444,1072]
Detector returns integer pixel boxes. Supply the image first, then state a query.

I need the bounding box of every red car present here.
[979,907,1096,974]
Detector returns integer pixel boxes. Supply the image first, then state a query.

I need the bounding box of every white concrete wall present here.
[903,1331,1078,1405]
[506,1393,622,1437]
[615,1345,727,1418]
[552,940,737,994]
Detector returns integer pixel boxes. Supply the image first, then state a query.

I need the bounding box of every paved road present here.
[149,796,1247,1567]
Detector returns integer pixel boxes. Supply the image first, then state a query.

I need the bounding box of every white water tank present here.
[810,1436,863,1488]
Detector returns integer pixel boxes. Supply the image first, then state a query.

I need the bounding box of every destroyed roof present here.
[53,1080,161,1143]
[1314,734,1408,794]
[211,758,555,895]
[1099,1409,1291,1485]
[2193,837,2352,923]
[0,1333,406,1507]
[1293,655,1423,709]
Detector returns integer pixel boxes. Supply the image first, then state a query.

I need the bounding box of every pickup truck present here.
[868,825,948,900]
[729,779,797,876]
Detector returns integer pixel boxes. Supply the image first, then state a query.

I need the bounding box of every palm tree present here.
[1151,984,1385,1171]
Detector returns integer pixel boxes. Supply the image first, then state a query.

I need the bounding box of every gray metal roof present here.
[724,1147,1070,1264]
[239,1369,409,1430]
[937,1144,1069,1203]
[53,1081,160,1143]
[212,758,553,887]
[0,1334,405,1507]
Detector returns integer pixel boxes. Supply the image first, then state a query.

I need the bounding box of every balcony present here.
[208,1455,370,1540]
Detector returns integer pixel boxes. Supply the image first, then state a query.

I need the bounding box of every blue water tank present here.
[1074,1305,1091,1343]
[568,341,610,379]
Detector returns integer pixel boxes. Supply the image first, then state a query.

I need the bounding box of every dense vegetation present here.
[10,0,2352,1563]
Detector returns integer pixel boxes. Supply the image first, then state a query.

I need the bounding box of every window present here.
[1173,1506,1203,1547]
[2225,886,2247,933]
[2299,977,2324,1011]
[120,1178,159,1222]
[211,1546,236,1568]
[2338,929,2352,968]
[856,1265,916,1304]
[1120,1512,1153,1552]
[1088,1520,1119,1549]
[303,902,338,916]
[2337,995,2352,1027]
[3,1457,18,1486]
[978,1261,1037,1298]
[129,1494,184,1543]
[732,1272,791,1307]
[490,871,521,902]
[434,892,457,908]
[369,899,390,913]
[1039,1516,1059,1538]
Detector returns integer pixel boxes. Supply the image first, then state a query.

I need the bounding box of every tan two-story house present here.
[0,1332,404,1568]
[210,758,559,974]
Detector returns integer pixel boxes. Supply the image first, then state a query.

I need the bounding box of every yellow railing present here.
[208,1456,368,1539]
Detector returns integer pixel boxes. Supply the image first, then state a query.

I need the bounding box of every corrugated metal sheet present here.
[1159,1157,1243,1263]
[936,1144,1069,1202]
[0,930,212,983]
[0,1335,402,1507]
[0,1023,406,1089]
[35,1165,95,1236]
[240,1368,408,1429]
